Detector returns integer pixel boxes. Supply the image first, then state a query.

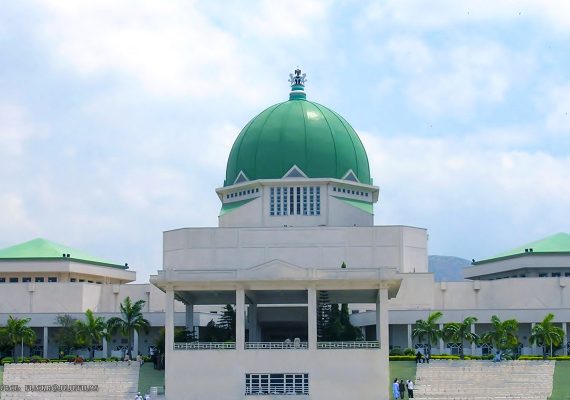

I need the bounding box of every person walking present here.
[405,379,413,398]
[392,378,400,400]
[399,379,405,399]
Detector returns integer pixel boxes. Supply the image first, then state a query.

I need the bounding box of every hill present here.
[428,255,470,281]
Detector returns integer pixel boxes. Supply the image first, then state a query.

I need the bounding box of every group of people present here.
[393,379,414,399]
[415,350,430,363]
[134,392,150,400]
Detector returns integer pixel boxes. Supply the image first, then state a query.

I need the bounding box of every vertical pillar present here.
[236,288,245,350]
[377,287,389,354]
[531,322,537,355]
[164,286,174,399]
[185,303,194,332]
[439,323,444,355]
[308,287,317,350]
[407,324,413,350]
[133,330,139,357]
[43,327,49,359]
[102,337,108,358]
[563,322,568,356]
[470,323,476,356]
[165,286,174,352]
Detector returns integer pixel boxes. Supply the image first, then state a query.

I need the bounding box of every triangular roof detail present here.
[475,232,570,264]
[0,238,127,269]
[282,165,308,179]
[234,171,250,184]
[342,170,360,183]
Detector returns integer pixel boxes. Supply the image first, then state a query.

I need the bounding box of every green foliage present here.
[107,296,150,358]
[1,357,14,365]
[389,348,404,356]
[53,314,80,353]
[529,313,565,359]
[442,316,479,359]
[217,305,236,339]
[481,315,519,352]
[4,316,36,361]
[403,348,416,356]
[412,312,443,356]
[75,309,108,360]
[317,291,331,340]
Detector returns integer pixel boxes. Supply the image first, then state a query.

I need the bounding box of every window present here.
[539,273,547,278]
[22,277,32,283]
[9,277,19,283]
[79,279,85,282]
[48,277,58,283]
[0,278,5,283]
[70,278,76,282]
[552,272,561,277]
[87,280,93,283]
[269,186,321,217]
[35,277,45,283]
[565,273,570,277]
[245,373,308,396]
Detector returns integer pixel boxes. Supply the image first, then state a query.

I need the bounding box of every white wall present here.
[163,226,428,273]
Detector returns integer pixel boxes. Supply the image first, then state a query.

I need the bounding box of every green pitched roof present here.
[225,96,371,187]
[333,196,374,214]
[0,238,127,269]
[219,198,256,216]
[474,232,570,264]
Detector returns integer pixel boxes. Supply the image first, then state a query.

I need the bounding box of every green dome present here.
[225,92,371,186]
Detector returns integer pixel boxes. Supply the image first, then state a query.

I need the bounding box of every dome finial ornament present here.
[288,68,307,100]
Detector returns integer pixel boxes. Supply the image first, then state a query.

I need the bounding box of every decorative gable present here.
[239,259,310,280]
[234,171,250,184]
[342,170,360,183]
[282,165,308,179]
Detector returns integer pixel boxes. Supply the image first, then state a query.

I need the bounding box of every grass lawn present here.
[389,361,417,389]
[0,365,3,386]
[138,363,164,396]
[549,361,570,400]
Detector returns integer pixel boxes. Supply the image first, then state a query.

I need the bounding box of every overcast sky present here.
[1,1,570,282]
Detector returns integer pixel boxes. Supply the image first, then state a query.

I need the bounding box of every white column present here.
[164,286,174,399]
[236,288,245,350]
[407,324,413,350]
[133,330,139,357]
[165,286,174,352]
[308,287,317,350]
[471,323,476,356]
[102,337,108,358]
[378,287,389,355]
[531,322,537,355]
[563,322,568,356]
[185,302,194,332]
[439,323,444,354]
[43,327,49,359]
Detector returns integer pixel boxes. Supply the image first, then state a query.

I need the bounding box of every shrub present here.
[16,357,31,363]
[63,355,76,362]
[108,356,119,361]
[1,357,14,365]
[389,348,404,356]
[431,355,460,360]
[389,356,416,361]
[403,348,416,356]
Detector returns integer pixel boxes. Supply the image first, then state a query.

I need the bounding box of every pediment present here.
[342,169,360,183]
[239,259,310,280]
[282,165,308,179]
[234,171,250,184]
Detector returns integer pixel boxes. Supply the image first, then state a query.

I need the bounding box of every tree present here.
[529,313,565,359]
[412,311,443,357]
[481,315,519,354]
[75,309,108,360]
[217,304,236,341]
[442,316,479,359]
[53,314,80,354]
[0,327,13,357]
[4,316,36,362]
[107,296,150,358]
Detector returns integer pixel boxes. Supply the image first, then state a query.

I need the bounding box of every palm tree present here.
[107,297,150,358]
[75,309,108,360]
[442,316,479,359]
[529,313,565,359]
[481,315,519,355]
[412,311,443,357]
[4,316,36,362]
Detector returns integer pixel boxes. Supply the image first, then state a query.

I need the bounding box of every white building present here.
[2,70,570,399]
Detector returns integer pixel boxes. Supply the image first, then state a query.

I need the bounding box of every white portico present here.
[151,70,422,399]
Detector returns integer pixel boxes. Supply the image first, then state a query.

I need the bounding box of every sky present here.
[1,0,570,282]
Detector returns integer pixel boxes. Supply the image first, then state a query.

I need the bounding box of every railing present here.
[317,341,380,349]
[245,341,308,350]
[174,342,236,350]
